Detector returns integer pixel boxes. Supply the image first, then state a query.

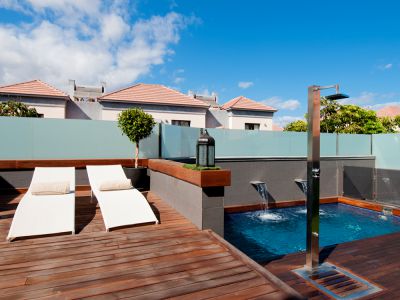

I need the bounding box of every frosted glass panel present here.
[338,134,371,156]
[0,117,34,159]
[372,134,400,169]
[207,128,307,157]
[1,117,384,161]
[320,133,337,156]
[161,124,199,158]
[0,117,159,159]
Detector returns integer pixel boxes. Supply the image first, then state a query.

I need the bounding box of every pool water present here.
[224,203,400,263]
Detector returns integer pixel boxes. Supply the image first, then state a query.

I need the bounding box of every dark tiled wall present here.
[342,166,374,200]
[0,169,89,191]
[217,157,375,207]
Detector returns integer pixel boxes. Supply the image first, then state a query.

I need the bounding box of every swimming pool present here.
[224,203,400,263]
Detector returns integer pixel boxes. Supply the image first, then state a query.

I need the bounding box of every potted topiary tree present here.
[118,108,156,190]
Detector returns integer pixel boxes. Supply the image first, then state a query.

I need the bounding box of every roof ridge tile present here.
[99,83,209,108]
[0,79,68,98]
[222,95,277,112]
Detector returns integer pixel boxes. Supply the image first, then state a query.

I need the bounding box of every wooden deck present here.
[266,231,400,299]
[0,191,301,299]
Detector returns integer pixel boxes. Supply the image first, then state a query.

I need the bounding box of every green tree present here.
[320,97,341,132]
[284,120,307,132]
[379,116,396,133]
[118,108,156,168]
[333,104,386,134]
[393,115,400,129]
[0,101,39,117]
[284,99,392,134]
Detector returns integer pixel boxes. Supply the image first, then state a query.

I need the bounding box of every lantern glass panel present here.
[208,145,215,166]
[198,144,207,166]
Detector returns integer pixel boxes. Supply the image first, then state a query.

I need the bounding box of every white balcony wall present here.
[227,110,274,131]
[100,102,207,128]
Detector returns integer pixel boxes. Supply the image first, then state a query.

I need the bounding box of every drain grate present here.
[293,263,382,300]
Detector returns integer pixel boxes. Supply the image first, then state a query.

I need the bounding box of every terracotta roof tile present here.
[221,96,277,112]
[0,79,68,98]
[99,83,209,108]
[376,105,400,118]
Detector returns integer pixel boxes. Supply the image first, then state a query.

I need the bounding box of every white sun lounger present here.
[7,167,75,241]
[86,165,158,231]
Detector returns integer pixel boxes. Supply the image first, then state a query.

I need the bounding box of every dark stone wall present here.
[1,157,384,208]
[0,169,89,191]
[342,166,374,200]
[0,168,148,191]
[150,170,224,236]
[217,157,375,207]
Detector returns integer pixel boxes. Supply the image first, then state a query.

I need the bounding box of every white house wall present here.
[0,96,66,118]
[31,105,65,119]
[100,102,207,128]
[227,110,274,131]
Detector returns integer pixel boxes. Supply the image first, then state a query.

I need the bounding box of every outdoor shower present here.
[305,84,348,272]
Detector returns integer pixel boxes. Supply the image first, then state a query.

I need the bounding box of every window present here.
[172,120,191,127]
[245,123,260,130]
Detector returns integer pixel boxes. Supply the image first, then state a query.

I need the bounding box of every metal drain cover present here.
[293,263,382,300]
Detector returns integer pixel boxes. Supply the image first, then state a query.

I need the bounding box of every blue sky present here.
[1,0,400,126]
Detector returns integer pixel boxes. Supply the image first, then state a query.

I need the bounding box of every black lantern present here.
[196,129,215,167]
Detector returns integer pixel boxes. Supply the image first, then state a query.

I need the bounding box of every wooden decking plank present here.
[0,192,300,300]
[1,257,244,297]
[0,233,211,264]
[25,255,239,288]
[206,284,277,300]
[9,249,230,284]
[104,269,258,300]
[25,265,252,299]
[0,242,222,278]
[267,231,400,299]
[167,277,272,300]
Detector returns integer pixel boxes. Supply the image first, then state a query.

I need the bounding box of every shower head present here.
[324,93,349,101]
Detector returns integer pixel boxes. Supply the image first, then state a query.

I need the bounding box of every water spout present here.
[250,181,269,210]
[295,179,307,195]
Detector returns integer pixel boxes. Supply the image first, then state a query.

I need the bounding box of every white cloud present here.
[196,88,211,96]
[238,81,253,89]
[384,63,393,69]
[173,77,185,84]
[365,102,400,111]
[340,92,376,105]
[378,63,393,70]
[172,68,185,84]
[101,13,129,43]
[0,1,195,91]
[262,96,300,111]
[273,115,304,128]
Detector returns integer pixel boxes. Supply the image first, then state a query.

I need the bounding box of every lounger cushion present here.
[98,179,133,191]
[31,181,70,195]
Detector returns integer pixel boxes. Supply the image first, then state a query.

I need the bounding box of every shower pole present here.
[306,85,321,272]
[306,85,348,273]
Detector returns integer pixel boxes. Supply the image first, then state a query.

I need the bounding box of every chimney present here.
[68,79,76,99]
[211,92,218,103]
[100,81,106,94]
